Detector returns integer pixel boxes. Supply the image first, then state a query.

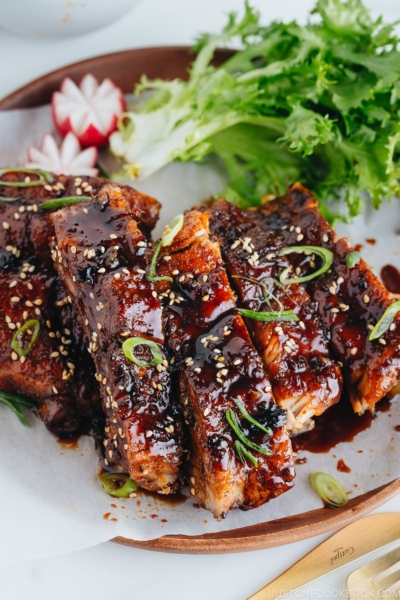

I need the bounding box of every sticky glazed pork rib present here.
[0,173,104,436]
[206,199,342,432]
[251,183,400,414]
[50,184,185,493]
[0,171,160,437]
[155,210,295,519]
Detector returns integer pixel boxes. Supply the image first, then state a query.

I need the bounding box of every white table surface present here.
[1,1,399,599]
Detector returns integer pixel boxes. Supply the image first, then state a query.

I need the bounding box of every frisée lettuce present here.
[110,0,400,221]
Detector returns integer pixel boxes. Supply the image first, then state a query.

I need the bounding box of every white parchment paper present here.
[0,105,399,565]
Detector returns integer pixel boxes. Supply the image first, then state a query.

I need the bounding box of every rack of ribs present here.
[250,182,400,414]
[155,209,295,519]
[206,199,342,432]
[50,183,184,493]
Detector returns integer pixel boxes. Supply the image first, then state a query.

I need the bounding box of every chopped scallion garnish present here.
[238,307,298,323]
[345,251,361,268]
[280,246,334,285]
[148,240,173,283]
[0,168,53,188]
[122,337,163,368]
[0,196,21,202]
[41,196,92,210]
[0,390,35,427]
[234,440,258,467]
[226,408,272,457]
[369,301,400,341]
[232,398,272,438]
[310,472,348,508]
[232,275,285,312]
[10,319,40,357]
[98,473,138,498]
[161,214,184,247]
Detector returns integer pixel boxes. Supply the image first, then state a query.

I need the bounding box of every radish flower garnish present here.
[26,133,98,177]
[52,74,126,147]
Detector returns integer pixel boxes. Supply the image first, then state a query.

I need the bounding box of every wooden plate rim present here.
[1,46,399,553]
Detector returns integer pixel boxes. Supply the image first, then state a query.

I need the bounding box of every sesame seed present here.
[297,234,304,242]
[146,430,153,438]
[216,363,225,369]
[137,241,146,247]
[190,488,195,496]
[11,352,18,361]
[331,308,340,313]
[390,323,396,331]
[136,269,146,274]
[203,294,210,302]
[98,268,106,274]
[51,352,59,358]
[350,347,357,355]
[109,234,118,239]
[83,208,88,214]
[367,324,374,330]
[322,234,329,243]
[11,296,20,303]
[71,246,77,254]
[233,358,242,365]
[33,299,42,306]
[2,221,10,230]
[203,407,210,416]
[337,277,344,285]
[20,356,26,364]
[299,321,306,330]
[52,387,58,394]
[194,367,201,373]
[9,280,17,288]
[363,294,370,304]
[202,275,208,283]
[284,345,292,353]
[163,256,171,262]
[220,369,228,376]
[379,338,386,345]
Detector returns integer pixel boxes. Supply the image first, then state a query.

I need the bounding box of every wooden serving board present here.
[1,46,399,553]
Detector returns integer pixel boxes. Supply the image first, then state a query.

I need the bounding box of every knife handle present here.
[247,513,400,600]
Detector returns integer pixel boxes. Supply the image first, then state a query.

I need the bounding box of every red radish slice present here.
[26,133,98,177]
[52,74,126,147]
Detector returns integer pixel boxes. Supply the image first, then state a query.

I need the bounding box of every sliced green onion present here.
[345,251,361,268]
[161,214,184,247]
[280,246,334,285]
[232,398,272,437]
[0,390,35,427]
[0,168,53,188]
[0,196,22,202]
[310,472,348,508]
[232,275,285,312]
[369,301,400,341]
[41,196,92,210]
[148,240,173,283]
[234,440,258,467]
[238,307,298,322]
[10,319,40,357]
[98,473,138,498]
[226,408,272,457]
[122,337,163,368]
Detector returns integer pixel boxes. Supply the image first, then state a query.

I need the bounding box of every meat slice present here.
[206,199,342,432]
[155,209,294,518]
[50,184,184,493]
[0,171,159,437]
[250,183,400,414]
